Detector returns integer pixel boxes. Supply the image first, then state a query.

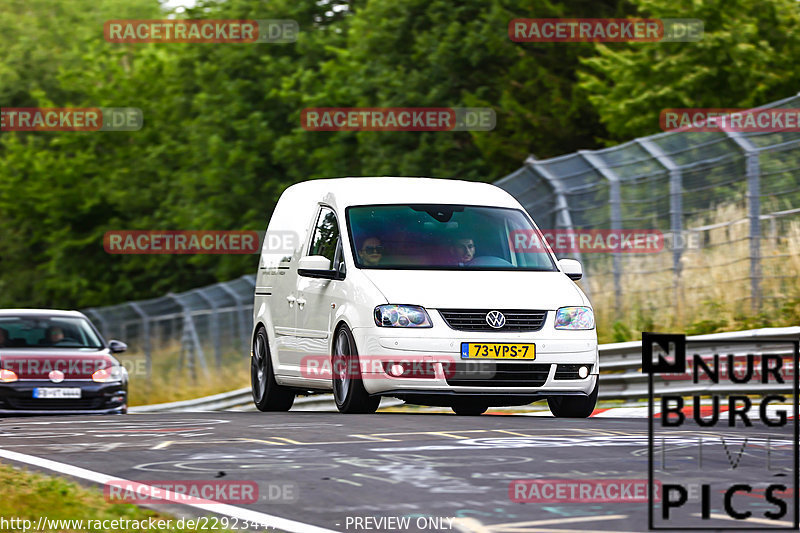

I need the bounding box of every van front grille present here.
[438,309,547,332]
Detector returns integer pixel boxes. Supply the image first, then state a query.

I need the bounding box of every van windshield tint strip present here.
[346,204,557,271]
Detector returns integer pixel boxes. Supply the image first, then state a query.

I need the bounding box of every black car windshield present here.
[0,316,104,349]
[347,204,558,271]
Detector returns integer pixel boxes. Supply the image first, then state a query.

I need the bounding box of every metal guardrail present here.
[598,326,800,400]
[129,387,252,413]
[130,327,799,412]
[129,390,403,413]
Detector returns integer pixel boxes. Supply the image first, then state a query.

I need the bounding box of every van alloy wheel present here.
[332,325,380,414]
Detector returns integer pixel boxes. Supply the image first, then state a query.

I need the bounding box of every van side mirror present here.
[298,255,337,279]
[108,340,127,353]
[558,258,583,281]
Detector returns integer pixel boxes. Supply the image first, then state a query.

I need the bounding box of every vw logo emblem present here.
[49,370,65,383]
[485,310,506,329]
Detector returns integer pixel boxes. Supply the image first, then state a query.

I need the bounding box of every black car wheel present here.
[251,326,294,412]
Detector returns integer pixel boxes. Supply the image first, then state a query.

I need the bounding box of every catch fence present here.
[85,94,800,372]
[497,93,800,334]
[84,275,256,378]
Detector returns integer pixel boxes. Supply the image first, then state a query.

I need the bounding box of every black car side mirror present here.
[108,340,127,353]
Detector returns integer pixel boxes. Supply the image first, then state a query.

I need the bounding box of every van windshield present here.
[347,204,558,271]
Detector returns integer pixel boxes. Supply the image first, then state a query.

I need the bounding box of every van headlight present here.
[554,307,595,330]
[374,305,432,328]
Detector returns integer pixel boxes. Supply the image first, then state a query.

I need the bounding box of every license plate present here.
[461,343,535,360]
[33,388,82,399]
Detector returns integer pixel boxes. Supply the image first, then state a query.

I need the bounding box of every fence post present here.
[85,308,109,339]
[170,292,209,380]
[579,151,622,317]
[128,302,152,378]
[725,131,762,313]
[524,157,592,302]
[220,280,251,355]
[194,288,221,369]
[637,139,684,318]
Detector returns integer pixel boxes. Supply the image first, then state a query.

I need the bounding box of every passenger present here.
[358,237,384,266]
[0,327,8,347]
[450,235,476,266]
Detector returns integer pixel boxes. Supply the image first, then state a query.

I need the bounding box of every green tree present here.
[0,0,622,307]
[578,0,800,140]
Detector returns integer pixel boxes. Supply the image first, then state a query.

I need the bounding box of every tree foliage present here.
[0,0,796,308]
[578,0,800,140]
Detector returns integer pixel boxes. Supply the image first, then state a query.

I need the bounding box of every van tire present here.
[251,326,294,412]
[332,325,380,414]
[451,400,488,416]
[547,380,598,418]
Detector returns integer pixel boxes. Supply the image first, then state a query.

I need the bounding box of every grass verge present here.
[117,346,250,406]
[0,462,234,532]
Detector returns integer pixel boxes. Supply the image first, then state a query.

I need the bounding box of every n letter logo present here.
[642,332,686,374]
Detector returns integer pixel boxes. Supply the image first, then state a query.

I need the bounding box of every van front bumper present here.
[350,319,598,397]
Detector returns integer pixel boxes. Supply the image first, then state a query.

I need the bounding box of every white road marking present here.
[452,514,634,533]
[489,515,628,528]
[491,527,641,533]
[451,517,494,532]
[0,448,339,533]
[692,513,795,527]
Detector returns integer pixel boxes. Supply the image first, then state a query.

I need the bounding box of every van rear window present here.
[347,204,558,271]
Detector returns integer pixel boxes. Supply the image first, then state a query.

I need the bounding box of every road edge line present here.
[0,447,340,533]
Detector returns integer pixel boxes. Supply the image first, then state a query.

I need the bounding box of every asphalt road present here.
[0,407,796,533]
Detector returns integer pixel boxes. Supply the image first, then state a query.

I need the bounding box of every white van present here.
[251,177,598,416]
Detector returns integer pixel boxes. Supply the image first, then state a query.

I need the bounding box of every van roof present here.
[283,177,521,209]
[0,309,85,318]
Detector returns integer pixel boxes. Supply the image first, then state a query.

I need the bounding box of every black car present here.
[0,309,128,415]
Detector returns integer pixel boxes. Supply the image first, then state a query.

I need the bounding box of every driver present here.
[46,326,65,344]
[357,236,384,267]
